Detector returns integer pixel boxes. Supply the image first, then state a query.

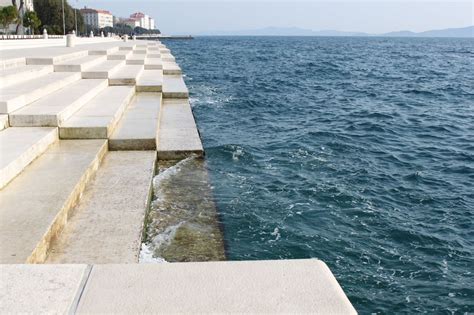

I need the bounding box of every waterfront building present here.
[129,12,155,30]
[80,7,113,29]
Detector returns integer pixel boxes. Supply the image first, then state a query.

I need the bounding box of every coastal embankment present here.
[0,36,355,313]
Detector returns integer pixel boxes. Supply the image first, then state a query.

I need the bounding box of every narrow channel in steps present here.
[140,156,226,263]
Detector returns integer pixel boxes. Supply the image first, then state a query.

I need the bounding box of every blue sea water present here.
[163,36,474,314]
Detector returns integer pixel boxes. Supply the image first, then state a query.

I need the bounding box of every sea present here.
[151,36,473,314]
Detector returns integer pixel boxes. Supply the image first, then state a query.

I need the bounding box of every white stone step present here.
[81,60,125,79]
[46,151,156,264]
[144,57,162,70]
[147,53,161,59]
[160,48,171,54]
[0,127,58,189]
[0,72,81,114]
[157,99,204,159]
[133,49,147,54]
[109,65,144,86]
[109,93,161,150]
[26,51,88,65]
[0,139,108,263]
[0,57,25,70]
[126,54,146,65]
[136,70,163,92]
[9,79,108,127]
[161,53,175,62]
[162,75,189,98]
[107,50,132,60]
[54,55,106,72]
[0,114,8,130]
[0,64,54,88]
[60,86,135,139]
[163,62,182,75]
[118,45,136,51]
[88,46,119,55]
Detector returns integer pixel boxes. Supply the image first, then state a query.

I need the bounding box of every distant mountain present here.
[199,25,474,38]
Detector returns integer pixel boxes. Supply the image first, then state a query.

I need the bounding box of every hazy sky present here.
[74,0,473,35]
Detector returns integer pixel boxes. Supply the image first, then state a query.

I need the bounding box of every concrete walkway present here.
[0,260,357,314]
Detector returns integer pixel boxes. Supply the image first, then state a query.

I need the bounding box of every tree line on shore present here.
[0,0,160,36]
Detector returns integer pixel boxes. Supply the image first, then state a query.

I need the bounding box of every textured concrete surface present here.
[0,64,53,88]
[0,140,107,263]
[109,93,161,150]
[0,72,80,113]
[81,60,125,79]
[0,127,58,189]
[46,151,156,264]
[76,260,357,314]
[163,74,189,98]
[158,99,204,159]
[163,61,182,75]
[0,264,88,314]
[109,64,144,85]
[60,86,134,139]
[54,55,106,72]
[9,79,108,127]
[136,69,163,92]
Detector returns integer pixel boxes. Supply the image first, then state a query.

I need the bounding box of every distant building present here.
[129,12,155,30]
[80,7,113,29]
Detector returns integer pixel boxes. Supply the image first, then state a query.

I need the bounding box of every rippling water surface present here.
[164,36,474,313]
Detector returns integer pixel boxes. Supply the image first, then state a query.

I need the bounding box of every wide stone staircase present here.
[0,40,203,264]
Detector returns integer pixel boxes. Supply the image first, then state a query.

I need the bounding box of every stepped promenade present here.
[0,36,356,313]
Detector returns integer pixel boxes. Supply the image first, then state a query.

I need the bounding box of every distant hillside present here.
[199,25,474,38]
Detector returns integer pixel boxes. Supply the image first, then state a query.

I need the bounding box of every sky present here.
[74,0,474,35]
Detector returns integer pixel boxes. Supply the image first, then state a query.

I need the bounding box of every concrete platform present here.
[109,64,144,86]
[60,86,134,139]
[46,151,156,264]
[78,260,357,314]
[136,69,163,92]
[9,79,108,127]
[0,127,57,189]
[26,50,88,65]
[0,72,81,114]
[162,74,189,98]
[126,53,146,65]
[81,60,125,79]
[0,114,8,130]
[163,61,182,75]
[0,260,356,314]
[107,50,132,60]
[0,140,107,263]
[54,55,106,72]
[144,57,163,70]
[158,99,204,159]
[0,64,53,88]
[0,264,89,314]
[109,93,161,150]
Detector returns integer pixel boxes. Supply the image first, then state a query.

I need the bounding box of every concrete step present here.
[162,75,189,99]
[0,57,25,70]
[147,53,161,59]
[109,65,144,86]
[0,72,81,114]
[109,93,161,150]
[0,64,54,88]
[26,51,88,65]
[54,55,107,72]
[160,48,171,54]
[163,62,182,75]
[9,79,108,127]
[46,151,156,264]
[0,114,8,130]
[88,46,119,55]
[144,58,162,70]
[0,127,58,189]
[107,50,132,60]
[161,53,176,62]
[126,54,146,65]
[60,86,135,139]
[0,139,108,263]
[157,99,204,159]
[136,69,163,92]
[81,60,125,79]
[133,49,147,54]
[118,45,136,51]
